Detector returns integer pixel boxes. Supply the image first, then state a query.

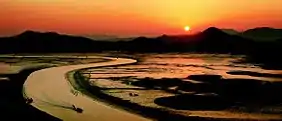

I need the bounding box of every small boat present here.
[72,105,83,113]
[26,98,33,104]
[75,107,83,113]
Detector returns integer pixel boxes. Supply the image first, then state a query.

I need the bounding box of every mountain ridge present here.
[0,27,281,54]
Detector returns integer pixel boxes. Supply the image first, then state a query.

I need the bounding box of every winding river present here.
[23,56,149,121]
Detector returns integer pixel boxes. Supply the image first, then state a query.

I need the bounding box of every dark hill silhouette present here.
[215,27,282,68]
[1,28,252,53]
[125,27,253,53]
[241,27,282,41]
[1,27,282,68]
[0,27,280,56]
[195,27,252,53]
[0,30,111,53]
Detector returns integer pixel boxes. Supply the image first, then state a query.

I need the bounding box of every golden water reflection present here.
[88,54,282,82]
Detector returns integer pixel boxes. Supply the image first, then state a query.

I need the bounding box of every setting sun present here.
[184,26,191,31]
[1,1,282,36]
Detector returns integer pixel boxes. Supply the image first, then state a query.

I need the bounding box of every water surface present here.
[88,53,282,82]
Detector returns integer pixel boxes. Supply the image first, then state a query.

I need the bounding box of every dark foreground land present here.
[0,68,61,121]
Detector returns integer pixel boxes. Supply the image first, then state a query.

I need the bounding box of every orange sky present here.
[1,0,282,37]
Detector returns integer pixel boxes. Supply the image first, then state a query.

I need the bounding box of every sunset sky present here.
[1,0,282,37]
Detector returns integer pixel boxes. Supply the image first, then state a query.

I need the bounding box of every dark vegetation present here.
[127,75,282,114]
[0,68,61,121]
[227,70,282,78]
[1,27,282,69]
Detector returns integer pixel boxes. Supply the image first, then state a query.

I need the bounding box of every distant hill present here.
[221,29,240,35]
[0,30,109,53]
[83,35,118,41]
[0,27,281,55]
[83,35,134,41]
[125,27,252,53]
[0,28,253,54]
[241,27,282,41]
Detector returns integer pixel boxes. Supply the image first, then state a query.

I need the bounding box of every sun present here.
[184,26,190,31]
